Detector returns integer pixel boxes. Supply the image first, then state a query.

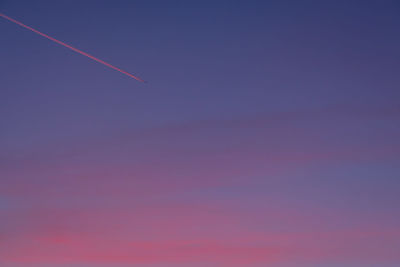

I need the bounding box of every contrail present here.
[1,13,145,82]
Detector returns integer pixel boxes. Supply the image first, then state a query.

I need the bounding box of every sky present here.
[1,0,400,266]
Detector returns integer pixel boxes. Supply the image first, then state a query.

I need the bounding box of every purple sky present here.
[1,1,400,266]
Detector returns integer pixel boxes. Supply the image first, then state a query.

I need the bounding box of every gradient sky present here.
[1,1,400,266]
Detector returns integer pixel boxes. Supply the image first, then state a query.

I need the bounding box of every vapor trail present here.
[1,13,145,82]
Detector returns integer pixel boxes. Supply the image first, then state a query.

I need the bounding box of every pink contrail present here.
[1,13,145,82]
